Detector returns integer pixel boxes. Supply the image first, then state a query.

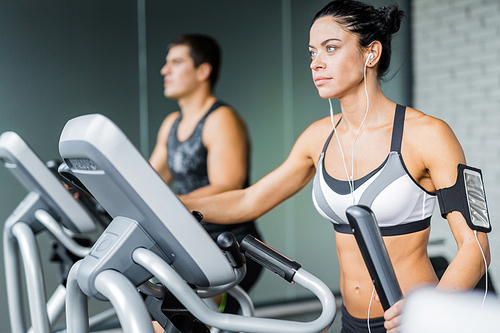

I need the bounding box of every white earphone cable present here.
[367,285,375,333]
[329,98,352,197]
[330,55,371,204]
[474,230,489,308]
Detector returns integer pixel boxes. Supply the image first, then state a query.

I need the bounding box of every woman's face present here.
[309,16,365,100]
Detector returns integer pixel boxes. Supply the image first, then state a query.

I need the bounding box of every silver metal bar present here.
[66,261,90,333]
[4,221,27,333]
[94,270,154,333]
[34,209,90,258]
[133,248,336,333]
[12,222,50,333]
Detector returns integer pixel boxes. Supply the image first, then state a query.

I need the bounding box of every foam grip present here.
[346,205,403,310]
[240,235,301,283]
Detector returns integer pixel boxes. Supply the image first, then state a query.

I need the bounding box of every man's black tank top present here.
[166,101,254,237]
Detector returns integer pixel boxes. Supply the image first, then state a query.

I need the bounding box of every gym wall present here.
[412,0,500,291]
[0,0,410,331]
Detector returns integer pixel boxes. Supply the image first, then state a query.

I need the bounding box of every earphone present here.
[365,53,374,67]
[329,51,373,204]
[475,230,489,307]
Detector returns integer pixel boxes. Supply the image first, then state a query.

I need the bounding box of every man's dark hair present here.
[169,34,221,89]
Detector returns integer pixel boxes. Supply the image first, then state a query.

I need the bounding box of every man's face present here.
[160,45,200,100]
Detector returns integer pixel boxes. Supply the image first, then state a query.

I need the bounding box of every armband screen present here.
[436,164,491,233]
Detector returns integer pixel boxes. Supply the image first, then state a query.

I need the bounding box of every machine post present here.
[66,261,90,333]
[94,270,154,333]
[10,222,50,333]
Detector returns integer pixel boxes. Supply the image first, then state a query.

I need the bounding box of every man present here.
[149,34,262,330]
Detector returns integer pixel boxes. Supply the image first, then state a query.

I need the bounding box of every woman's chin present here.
[318,92,334,100]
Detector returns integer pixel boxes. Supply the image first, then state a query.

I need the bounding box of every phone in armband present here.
[437,164,491,233]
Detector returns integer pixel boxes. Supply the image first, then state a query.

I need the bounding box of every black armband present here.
[436,164,491,233]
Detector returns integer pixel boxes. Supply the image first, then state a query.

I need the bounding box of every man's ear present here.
[196,62,212,83]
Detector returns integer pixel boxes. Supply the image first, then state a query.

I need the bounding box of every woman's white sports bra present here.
[312,105,436,236]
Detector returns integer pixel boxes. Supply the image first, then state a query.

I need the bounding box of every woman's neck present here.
[337,80,391,130]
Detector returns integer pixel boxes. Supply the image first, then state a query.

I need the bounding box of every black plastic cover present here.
[346,205,403,310]
[240,235,301,283]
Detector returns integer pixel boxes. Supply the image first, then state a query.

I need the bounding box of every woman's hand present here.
[383,299,404,333]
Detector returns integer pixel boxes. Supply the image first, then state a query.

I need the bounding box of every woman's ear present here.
[366,41,383,67]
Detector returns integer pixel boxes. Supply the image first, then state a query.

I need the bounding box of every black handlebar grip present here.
[240,235,301,283]
[346,205,403,310]
[57,162,92,196]
[47,160,112,227]
[217,232,246,268]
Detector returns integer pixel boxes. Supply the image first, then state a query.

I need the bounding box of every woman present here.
[183,1,490,332]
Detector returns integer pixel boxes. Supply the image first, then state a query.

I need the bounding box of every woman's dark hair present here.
[313,0,404,79]
[168,34,221,90]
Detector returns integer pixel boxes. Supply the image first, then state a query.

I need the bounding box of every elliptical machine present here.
[0,132,114,333]
[59,114,337,333]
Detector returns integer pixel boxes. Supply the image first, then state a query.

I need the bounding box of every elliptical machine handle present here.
[345,205,403,310]
[217,232,246,269]
[57,162,92,196]
[47,160,111,228]
[240,235,301,283]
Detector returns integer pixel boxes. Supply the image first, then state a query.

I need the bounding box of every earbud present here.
[365,53,374,67]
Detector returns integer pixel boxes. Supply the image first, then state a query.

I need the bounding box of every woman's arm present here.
[182,121,323,224]
[422,117,491,289]
[179,106,250,199]
[385,114,490,333]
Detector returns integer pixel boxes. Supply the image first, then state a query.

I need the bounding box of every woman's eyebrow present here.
[321,38,341,46]
[309,38,341,49]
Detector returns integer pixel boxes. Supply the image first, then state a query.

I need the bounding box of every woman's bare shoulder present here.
[404,107,457,142]
[290,116,335,163]
[404,107,464,165]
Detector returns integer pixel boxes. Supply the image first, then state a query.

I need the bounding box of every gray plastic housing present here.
[58,114,235,289]
[77,216,169,300]
[0,131,96,234]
